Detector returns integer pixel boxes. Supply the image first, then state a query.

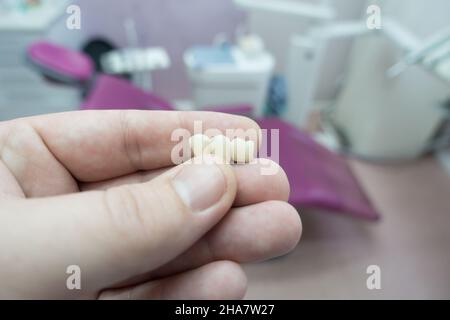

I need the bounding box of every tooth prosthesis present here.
[188,134,211,158]
[231,137,255,164]
[188,134,255,164]
[203,135,232,163]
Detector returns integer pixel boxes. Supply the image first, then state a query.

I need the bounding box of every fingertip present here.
[260,160,290,201]
[209,200,302,262]
[253,201,301,258]
[233,159,290,206]
[205,261,248,300]
[281,202,302,254]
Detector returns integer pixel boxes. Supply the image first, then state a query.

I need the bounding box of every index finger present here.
[24,110,260,182]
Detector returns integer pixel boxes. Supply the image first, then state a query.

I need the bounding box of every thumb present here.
[1,156,236,299]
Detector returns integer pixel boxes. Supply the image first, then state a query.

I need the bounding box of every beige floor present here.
[244,156,450,299]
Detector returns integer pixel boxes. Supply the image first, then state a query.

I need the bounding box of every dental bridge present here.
[189,134,255,164]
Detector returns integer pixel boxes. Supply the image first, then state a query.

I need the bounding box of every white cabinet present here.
[0,1,79,121]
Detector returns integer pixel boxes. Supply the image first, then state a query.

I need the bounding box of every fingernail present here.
[172,158,226,213]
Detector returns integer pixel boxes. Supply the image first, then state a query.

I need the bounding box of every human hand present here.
[0,110,301,299]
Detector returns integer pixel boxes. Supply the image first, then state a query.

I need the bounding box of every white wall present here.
[333,0,450,159]
[381,0,450,38]
[247,0,366,100]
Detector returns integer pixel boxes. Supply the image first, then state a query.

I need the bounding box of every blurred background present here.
[1,0,449,299]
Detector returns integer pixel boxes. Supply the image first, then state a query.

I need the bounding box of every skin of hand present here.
[0,110,301,299]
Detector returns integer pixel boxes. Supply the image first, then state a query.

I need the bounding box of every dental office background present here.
[1,0,450,299]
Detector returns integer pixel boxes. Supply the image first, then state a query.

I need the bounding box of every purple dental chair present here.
[27,41,173,110]
[27,41,93,85]
[27,41,379,220]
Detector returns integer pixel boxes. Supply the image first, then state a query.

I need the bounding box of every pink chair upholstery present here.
[257,118,379,220]
[27,41,94,84]
[203,104,254,117]
[81,75,173,111]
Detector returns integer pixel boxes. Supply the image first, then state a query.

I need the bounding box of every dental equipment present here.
[100,47,170,79]
[385,24,450,84]
[233,0,338,127]
[235,0,450,132]
[284,21,370,128]
[184,44,275,116]
[316,17,450,160]
[99,17,171,91]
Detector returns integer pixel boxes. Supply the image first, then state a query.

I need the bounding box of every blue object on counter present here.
[189,46,235,69]
[266,75,287,116]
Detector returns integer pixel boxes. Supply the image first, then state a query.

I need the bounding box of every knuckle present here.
[118,111,143,171]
